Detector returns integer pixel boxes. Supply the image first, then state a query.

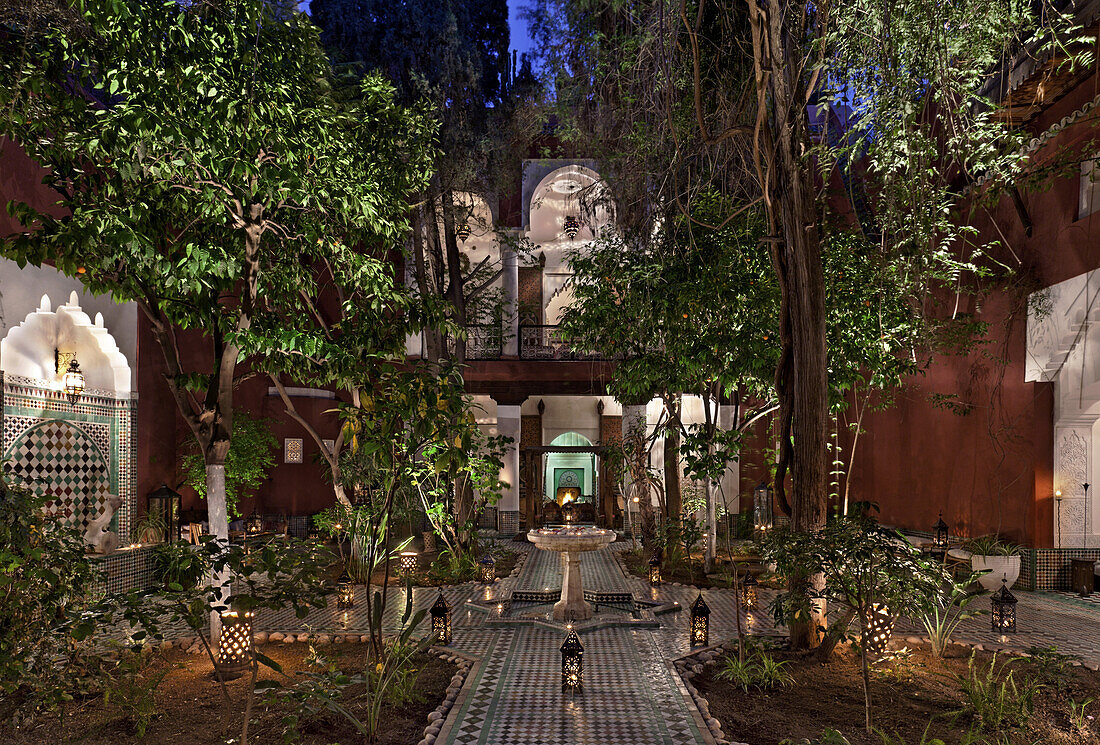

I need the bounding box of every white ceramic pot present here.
[971,555,1021,592]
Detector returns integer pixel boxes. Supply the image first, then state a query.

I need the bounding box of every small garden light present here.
[431,591,452,645]
[740,571,759,610]
[991,577,1017,633]
[560,629,584,691]
[399,550,419,577]
[648,555,661,586]
[690,593,710,646]
[215,611,254,681]
[863,602,894,659]
[479,554,496,583]
[336,567,355,609]
[932,512,949,557]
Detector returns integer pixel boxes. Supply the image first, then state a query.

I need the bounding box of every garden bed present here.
[620,547,765,589]
[0,643,456,745]
[693,641,1100,745]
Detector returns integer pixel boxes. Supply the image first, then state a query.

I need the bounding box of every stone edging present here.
[416,647,475,745]
[674,643,749,745]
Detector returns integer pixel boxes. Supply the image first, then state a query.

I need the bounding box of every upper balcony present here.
[441,324,611,361]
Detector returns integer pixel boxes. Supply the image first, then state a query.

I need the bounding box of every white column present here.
[501,234,519,357]
[496,404,522,534]
[718,404,740,517]
[1054,423,1092,548]
[621,403,648,533]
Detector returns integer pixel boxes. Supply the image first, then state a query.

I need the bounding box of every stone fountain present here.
[527,526,615,621]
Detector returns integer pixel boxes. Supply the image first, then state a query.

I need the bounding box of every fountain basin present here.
[528,527,615,621]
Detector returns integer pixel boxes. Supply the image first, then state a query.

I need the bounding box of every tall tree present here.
[1,0,434,642]
[529,0,1073,646]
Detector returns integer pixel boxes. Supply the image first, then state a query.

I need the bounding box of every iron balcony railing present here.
[519,324,606,360]
[444,324,503,360]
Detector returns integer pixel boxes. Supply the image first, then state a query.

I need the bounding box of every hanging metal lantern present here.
[246,511,264,534]
[560,629,584,690]
[562,215,580,240]
[648,555,661,586]
[431,591,452,645]
[932,513,949,557]
[62,357,85,406]
[456,222,471,242]
[146,483,182,543]
[862,602,894,659]
[399,550,419,577]
[690,594,710,646]
[336,568,355,609]
[991,578,1017,633]
[214,611,254,681]
[478,554,496,583]
[753,482,774,538]
[740,572,759,611]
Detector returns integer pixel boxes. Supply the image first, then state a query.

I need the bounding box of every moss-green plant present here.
[952,653,1039,734]
[714,647,795,692]
[961,535,1019,557]
[151,542,207,591]
[103,647,170,737]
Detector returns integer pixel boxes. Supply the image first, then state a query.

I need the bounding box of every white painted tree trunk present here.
[705,477,717,573]
[206,463,230,647]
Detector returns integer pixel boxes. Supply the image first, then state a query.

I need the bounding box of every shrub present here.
[952,653,1039,734]
[919,573,984,657]
[715,647,795,692]
[103,648,170,737]
[1022,645,1078,694]
[151,541,207,591]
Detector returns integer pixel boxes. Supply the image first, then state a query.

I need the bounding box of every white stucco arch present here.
[527,164,612,245]
[1,291,131,393]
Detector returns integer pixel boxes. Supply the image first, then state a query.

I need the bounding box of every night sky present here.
[297,0,536,58]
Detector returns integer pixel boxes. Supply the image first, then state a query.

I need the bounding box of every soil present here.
[621,547,765,589]
[0,643,455,745]
[695,641,1100,745]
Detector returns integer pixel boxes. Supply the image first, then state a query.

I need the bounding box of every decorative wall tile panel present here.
[284,438,303,464]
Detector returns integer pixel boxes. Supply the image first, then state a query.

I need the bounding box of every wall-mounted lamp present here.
[55,350,85,406]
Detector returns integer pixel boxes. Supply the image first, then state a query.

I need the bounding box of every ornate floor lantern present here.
[753,482,773,538]
[146,484,181,543]
[648,555,662,586]
[456,222,471,242]
[336,567,355,609]
[740,572,759,611]
[215,611,254,681]
[562,502,577,524]
[563,215,581,240]
[431,591,452,645]
[479,554,496,583]
[863,602,894,659]
[246,511,264,535]
[399,550,419,577]
[932,513,950,558]
[991,578,1017,633]
[560,629,584,691]
[690,594,710,646]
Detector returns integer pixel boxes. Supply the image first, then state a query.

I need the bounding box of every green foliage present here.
[261,613,429,743]
[715,646,795,692]
[428,548,478,584]
[1068,697,1095,731]
[181,409,277,518]
[128,510,166,545]
[874,725,946,745]
[1022,645,1079,695]
[919,573,985,657]
[781,730,852,745]
[150,541,207,592]
[103,648,170,738]
[952,653,1039,736]
[961,535,1020,557]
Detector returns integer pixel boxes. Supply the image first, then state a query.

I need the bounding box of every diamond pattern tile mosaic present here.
[7,419,111,531]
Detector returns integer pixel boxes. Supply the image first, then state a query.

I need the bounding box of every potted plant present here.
[151,541,207,591]
[963,535,1021,592]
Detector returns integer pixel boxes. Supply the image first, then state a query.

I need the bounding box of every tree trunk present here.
[205,461,230,646]
[663,414,682,523]
[439,189,467,364]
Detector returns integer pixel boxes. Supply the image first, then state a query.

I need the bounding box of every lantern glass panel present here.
[431,592,451,645]
[337,571,355,608]
[63,358,85,405]
[479,555,496,583]
[740,573,759,610]
[990,581,1017,633]
[690,594,710,646]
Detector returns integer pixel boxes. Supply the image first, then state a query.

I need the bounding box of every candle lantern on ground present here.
[648,555,661,586]
[563,215,581,240]
[753,482,773,538]
[862,602,894,659]
[246,511,264,534]
[479,554,496,583]
[431,591,452,645]
[562,502,577,524]
[991,578,1017,633]
[146,483,181,542]
[336,567,355,609]
[932,513,949,557]
[690,593,710,646]
[214,611,254,681]
[560,629,584,690]
[399,550,418,577]
[740,571,759,610]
